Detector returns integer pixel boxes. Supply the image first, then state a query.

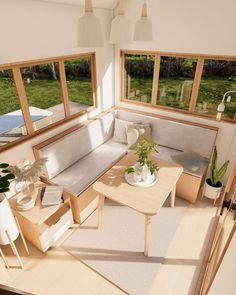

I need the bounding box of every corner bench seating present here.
[33,108,218,224]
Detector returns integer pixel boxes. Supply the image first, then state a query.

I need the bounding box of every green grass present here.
[126,76,236,119]
[0,78,93,115]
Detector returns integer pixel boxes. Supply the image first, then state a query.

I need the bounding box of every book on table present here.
[41,185,64,207]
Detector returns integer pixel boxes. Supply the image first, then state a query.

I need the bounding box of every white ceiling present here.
[32,0,119,9]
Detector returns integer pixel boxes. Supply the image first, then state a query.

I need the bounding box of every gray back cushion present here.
[117,110,217,158]
[40,111,115,179]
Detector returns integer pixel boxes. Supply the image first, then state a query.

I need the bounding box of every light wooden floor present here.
[0,200,217,295]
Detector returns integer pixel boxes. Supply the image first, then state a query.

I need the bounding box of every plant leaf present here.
[215,160,230,184]
[0,163,9,169]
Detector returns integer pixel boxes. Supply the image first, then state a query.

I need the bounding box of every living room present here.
[0,0,235,294]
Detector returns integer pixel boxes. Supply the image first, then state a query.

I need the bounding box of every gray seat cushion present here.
[154,145,208,177]
[51,139,127,195]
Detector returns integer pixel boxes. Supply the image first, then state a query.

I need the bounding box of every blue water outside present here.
[0,114,44,134]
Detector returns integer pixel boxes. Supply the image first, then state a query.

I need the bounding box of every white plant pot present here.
[133,172,142,182]
[204,179,222,200]
[0,193,19,245]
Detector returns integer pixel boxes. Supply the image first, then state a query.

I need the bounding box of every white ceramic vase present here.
[134,163,152,182]
[0,193,19,245]
[203,179,222,200]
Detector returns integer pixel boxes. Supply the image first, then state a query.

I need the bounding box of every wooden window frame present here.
[120,50,236,123]
[0,53,98,152]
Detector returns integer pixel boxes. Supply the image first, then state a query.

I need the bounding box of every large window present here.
[124,54,155,103]
[157,57,197,110]
[0,69,25,146]
[65,57,94,115]
[121,51,236,122]
[0,53,97,150]
[195,60,236,120]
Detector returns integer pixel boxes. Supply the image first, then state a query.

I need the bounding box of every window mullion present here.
[59,60,70,117]
[12,67,34,134]
[189,57,204,112]
[151,54,160,105]
[90,54,98,109]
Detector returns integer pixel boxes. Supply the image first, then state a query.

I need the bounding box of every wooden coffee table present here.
[93,152,183,256]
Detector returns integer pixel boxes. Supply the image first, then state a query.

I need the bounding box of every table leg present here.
[0,248,9,269]
[170,185,176,208]
[5,230,24,269]
[98,195,105,230]
[144,215,151,257]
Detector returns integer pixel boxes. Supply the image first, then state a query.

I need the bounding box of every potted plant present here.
[204,146,229,200]
[0,163,15,196]
[125,137,159,183]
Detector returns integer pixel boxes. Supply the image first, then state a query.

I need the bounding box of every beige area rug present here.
[62,198,188,295]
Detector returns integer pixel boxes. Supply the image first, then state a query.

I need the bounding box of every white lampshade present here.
[134,2,152,41]
[110,15,132,44]
[110,0,132,44]
[78,0,103,47]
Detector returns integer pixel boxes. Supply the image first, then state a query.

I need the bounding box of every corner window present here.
[65,57,94,115]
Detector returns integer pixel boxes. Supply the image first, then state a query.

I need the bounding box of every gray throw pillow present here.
[113,118,136,144]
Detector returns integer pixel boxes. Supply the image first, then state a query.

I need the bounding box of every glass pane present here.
[64,57,93,115]
[0,69,25,146]
[124,54,155,103]
[157,57,197,110]
[21,62,64,131]
[195,60,236,120]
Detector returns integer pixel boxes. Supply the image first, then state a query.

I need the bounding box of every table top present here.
[93,152,183,216]
[0,106,53,134]
[9,183,68,225]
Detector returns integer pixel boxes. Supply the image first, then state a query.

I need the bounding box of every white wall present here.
[0,0,114,165]
[114,0,236,178]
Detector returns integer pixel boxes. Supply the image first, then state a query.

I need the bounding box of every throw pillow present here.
[126,123,151,149]
[113,118,136,144]
[171,151,209,173]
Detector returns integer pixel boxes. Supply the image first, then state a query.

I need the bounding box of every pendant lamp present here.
[134,0,152,41]
[110,0,132,44]
[78,0,103,47]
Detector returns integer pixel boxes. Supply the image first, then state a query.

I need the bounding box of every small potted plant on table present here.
[204,146,229,203]
[125,137,159,184]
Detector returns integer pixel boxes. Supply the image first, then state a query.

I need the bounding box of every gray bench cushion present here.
[51,139,127,195]
[155,145,208,177]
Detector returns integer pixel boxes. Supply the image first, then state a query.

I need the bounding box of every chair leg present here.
[5,230,24,269]
[0,247,9,269]
[14,216,29,255]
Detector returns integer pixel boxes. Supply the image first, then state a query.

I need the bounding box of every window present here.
[121,51,236,122]
[195,59,236,120]
[124,54,155,103]
[65,57,94,115]
[0,69,25,146]
[0,53,97,150]
[21,62,64,131]
[157,57,197,110]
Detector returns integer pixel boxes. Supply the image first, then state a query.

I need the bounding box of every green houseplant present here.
[204,146,229,201]
[125,137,159,182]
[0,163,15,193]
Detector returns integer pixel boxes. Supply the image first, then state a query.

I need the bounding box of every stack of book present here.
[41,185,64,207]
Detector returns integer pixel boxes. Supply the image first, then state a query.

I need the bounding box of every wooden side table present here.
[9,183,73,252]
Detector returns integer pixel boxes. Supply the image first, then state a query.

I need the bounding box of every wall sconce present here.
[78,0,104,47]
[216,90,236,120]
